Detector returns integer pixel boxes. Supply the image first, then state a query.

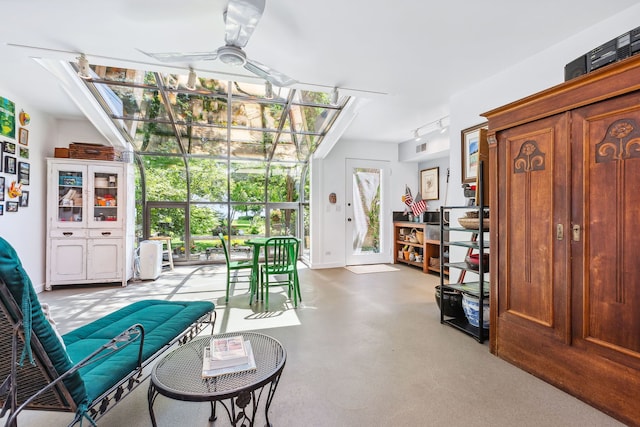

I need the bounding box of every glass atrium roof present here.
[78,65,348,162]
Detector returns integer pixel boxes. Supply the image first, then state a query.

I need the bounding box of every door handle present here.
[63,232,73,237]
[347,218,352,222]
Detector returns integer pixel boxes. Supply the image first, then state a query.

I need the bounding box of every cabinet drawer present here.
[50,229,88,238]
[89,229,123,238]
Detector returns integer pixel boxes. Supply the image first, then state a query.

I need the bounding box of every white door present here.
[345,159,389,265]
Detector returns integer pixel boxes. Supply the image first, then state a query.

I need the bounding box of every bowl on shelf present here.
[461,293,490,329]
[457,210,490,230]
[435,286,465,318]
[465,253,489,271]
[457,217,490,230]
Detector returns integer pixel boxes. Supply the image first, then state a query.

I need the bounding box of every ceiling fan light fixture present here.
[264,81,274,99]
[186,68,197,91]
[76,54,92,80]
[217,45,247,66]
[413,129,422,141]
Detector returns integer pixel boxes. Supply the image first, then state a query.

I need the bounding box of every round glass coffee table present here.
[148,332,286,427]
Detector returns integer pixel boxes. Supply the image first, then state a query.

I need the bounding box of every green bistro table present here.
[245,237,268,303]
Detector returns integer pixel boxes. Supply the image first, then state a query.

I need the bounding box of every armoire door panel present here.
[497,114,570,339]
[573,100,640,359]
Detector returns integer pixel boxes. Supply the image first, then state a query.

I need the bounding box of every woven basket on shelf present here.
[457,217,490,230]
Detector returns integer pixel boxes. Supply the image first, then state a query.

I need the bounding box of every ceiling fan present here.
[139,0,297,87]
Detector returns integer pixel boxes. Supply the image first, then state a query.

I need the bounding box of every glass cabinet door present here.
[54,163,86,227]
[88,165,123,228]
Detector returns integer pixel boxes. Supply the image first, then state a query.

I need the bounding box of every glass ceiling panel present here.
[98,84,170,122]
[90,66,156,85]
[81,63,350,183]
[176,125,228,156]
[132,121,182,153]
[229,132,274,160]
[166,93,229,126]
[288,104,336,134]
[229,100,285,131]
[231,81,291,100]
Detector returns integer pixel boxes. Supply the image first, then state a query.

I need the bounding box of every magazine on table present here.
[202,340,256,378]
[209,335,249,368]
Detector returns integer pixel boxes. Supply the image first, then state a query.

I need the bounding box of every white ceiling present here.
[2,0,638,144]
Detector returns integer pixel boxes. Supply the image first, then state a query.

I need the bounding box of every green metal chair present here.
[259,237,300,311]
[219,234,254,303]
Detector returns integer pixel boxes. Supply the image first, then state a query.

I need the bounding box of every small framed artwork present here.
[19,190,29,207]
[2,140,15,155]
[19,146,28,158]
[4,155,16,174]
[461,122,488,184]
[420,167,440,201]
[0,204,3,215]
[6,201,18,213]
[18,162,29,185]
[18,127,28,146]
[0,177,4,201]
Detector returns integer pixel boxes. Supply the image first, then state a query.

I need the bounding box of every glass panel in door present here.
[55,165,84,226]
[345,159,389,265]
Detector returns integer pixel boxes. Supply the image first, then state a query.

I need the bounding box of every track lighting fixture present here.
[408,116,450,142]
[438,119,447,133]
[265,80,274,99]
[330,87,339,105]
[186,68,197,91]
[76,54,92,80]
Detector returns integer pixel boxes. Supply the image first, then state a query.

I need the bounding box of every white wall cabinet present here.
[46,158,134,290]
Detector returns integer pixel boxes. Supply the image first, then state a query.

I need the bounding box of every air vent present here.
[415,142,427,153]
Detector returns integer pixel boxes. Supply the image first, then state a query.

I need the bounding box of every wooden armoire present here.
[483,55,640,425]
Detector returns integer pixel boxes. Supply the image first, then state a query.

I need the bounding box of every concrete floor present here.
[17,263,624,427]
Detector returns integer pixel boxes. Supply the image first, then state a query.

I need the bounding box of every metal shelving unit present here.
[438,162,489,343]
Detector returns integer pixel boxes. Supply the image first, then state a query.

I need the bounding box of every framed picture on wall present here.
[18,127,28,146]
[19,190,29,207]
[18,161,29,185]
[19,146,28,158]
[6,201,18,213]
[4,155,16,174]
[461,122,488,184]
[0,204,3,215]
[0,177,4,201]
[420,167,439,200]
[2,140,15,155]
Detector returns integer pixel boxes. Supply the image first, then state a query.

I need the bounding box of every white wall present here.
[310,139,416,268]
[417,155,450,213]
[56,118,111,148]
[0,85,56,290]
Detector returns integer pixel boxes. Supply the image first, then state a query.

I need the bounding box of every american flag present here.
[403,186,413,207]
[411,193,427,216]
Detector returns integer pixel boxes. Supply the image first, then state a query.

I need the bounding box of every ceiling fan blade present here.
[244,58,297,87]
[138,49,219,63]
[224,0,266,48]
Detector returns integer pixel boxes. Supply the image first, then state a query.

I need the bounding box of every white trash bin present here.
[139,240,163,280]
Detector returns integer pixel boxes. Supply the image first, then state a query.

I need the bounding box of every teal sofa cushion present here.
[63,299,214,401]
[0,237,89,408]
